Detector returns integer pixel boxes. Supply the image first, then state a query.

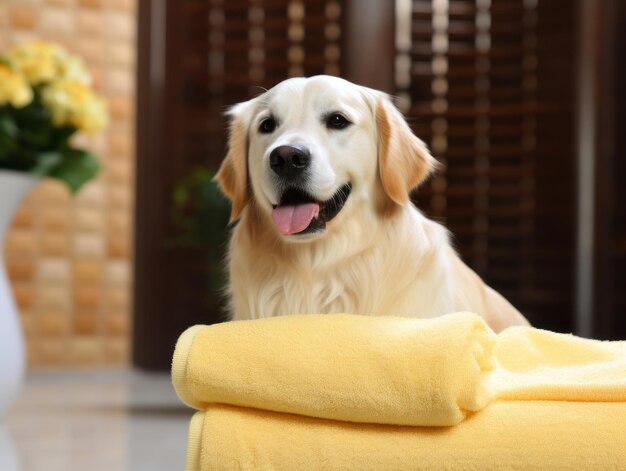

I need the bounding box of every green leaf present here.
[47,148,100,193]
[1,96,100,189]
[52,126,77,148]
[0,111,18,139]
[0,127,19,162]
[30,151,62,176]
[168,167,231,248]
[173,185,189,206]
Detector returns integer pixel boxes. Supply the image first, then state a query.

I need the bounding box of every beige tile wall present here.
[0,0,136,368]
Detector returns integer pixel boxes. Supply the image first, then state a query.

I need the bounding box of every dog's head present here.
[216,76,437,240]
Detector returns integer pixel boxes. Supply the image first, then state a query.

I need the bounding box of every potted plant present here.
[0,41,107,419]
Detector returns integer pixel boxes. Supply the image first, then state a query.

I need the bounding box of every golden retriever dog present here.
[216,75,529,332]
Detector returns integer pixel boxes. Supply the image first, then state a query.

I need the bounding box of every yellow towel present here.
[173,313,626,470]
[492,326,626,401]
[172,312,496,426]
[187,401,626,471]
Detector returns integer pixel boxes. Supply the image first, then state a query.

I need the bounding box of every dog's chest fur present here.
[226,208,458,321]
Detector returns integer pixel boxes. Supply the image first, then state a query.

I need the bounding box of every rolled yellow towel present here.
[172,312,496,427]
[187,401,626,471]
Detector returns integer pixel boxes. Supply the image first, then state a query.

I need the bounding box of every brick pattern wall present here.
[0,0,136,368]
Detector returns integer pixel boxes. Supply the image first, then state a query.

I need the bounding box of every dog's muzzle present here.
[271,183,352,236]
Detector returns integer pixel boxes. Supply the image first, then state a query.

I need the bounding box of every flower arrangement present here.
[0,41,107,192]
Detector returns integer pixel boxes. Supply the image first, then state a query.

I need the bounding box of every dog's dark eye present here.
[259,117,276,134]
[326,113,351,130]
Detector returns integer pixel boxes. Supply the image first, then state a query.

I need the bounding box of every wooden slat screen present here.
[176,0,344,315]
[134,0,346,369]
[179,0,342,171]
[401,0,577,331]
[135,0,586,369]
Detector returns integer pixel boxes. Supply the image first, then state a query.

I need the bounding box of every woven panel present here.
[176,0,344,303]
[135,0,584,369]
[135,0,346,369]
[400,0,577,330]
[178,0,342,171]
[173,0,578,329]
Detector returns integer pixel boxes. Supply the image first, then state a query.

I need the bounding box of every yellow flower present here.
[0,64,33,108]
[41,80,108,133]
[6,41,91,85]
[58,55,91,85]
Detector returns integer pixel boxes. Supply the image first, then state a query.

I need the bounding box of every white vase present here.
[0,170,37,421]
[0,425,20,470]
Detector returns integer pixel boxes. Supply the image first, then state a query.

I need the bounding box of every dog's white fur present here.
[216,76,529,332]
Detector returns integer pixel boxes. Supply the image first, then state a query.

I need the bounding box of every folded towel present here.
[187,401,626,471]
[175,313,626,470]
[172,312,496,426]
[492,326,626,401]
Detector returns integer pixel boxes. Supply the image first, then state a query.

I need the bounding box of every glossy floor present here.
[2,370,193,471]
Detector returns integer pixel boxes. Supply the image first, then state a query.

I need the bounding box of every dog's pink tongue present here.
[272,203,320,235]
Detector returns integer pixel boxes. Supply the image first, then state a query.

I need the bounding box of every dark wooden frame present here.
[134,0,189,370]
[588,0,626,339]
[134,0,163,370]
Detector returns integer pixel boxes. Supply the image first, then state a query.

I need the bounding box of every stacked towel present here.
[173,312,496,426]
[172,313,626,471]
[188,402,626,471]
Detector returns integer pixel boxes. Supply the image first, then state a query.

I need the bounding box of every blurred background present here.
[0,0,135,371]
[0,0,624,373]
[133,0,626,370]
[0,0,624,469]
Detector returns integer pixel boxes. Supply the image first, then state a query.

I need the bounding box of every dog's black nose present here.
[269,145,311,179]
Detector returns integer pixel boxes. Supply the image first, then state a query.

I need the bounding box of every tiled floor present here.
[2,370,193,471]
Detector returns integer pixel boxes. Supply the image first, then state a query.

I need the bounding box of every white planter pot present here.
[0,425,20,470]
[0,170,38,421]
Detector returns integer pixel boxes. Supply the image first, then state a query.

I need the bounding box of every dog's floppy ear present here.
[376,96,438,206]
[215,102,251,223]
